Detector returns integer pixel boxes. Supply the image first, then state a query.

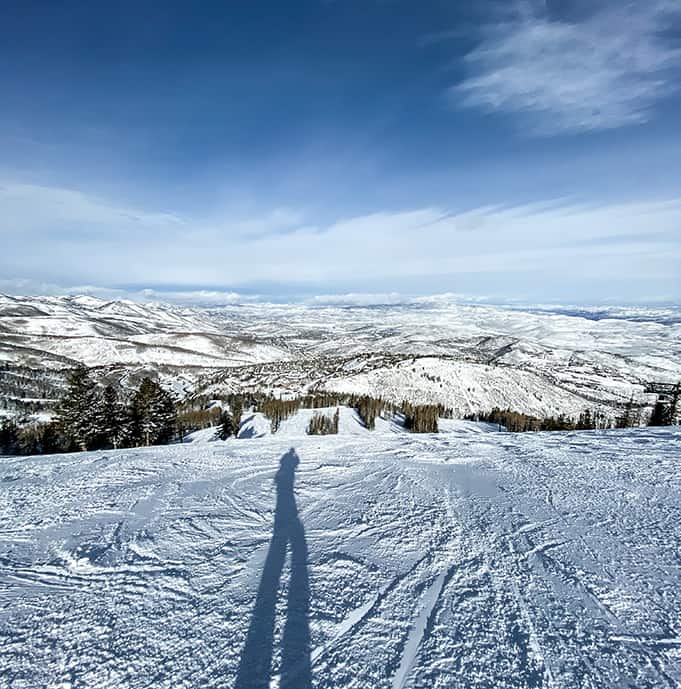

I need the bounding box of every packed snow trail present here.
[1,427,680,688]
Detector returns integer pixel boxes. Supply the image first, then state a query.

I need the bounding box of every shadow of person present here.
[235,448,312,689]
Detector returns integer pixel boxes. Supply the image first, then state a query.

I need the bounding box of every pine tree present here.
[649,401,668,426]
[17,426,40,455]
[40,422,65,454]
[0,419,19,455]
[101,385,131,449]
[218,410,236,440]
[131,378,176,446]
[231,398,243,436]
[616,397,639,429]
[55,367,103,451]
[669,383,680,426]
[576,409,594,430]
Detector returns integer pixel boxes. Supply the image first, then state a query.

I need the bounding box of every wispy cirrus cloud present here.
[453,1,681,134]
[0,182,183,237]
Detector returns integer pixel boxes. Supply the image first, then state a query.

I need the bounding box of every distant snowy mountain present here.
[1,293,680,422]
[0,293,290,369]
[1,425,679,687]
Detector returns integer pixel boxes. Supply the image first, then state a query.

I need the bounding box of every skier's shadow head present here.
[235,448,312,689]
[275,448,300,511]
[279,447,300,472]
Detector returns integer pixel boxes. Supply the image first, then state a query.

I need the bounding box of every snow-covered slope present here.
[1,426,680,688]
[0,294,292,371]
[2,293,680,421]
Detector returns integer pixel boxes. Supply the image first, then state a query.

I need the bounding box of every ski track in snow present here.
[1,427,680,688]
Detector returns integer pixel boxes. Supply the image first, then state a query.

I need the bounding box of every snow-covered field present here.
[2,425,680,688]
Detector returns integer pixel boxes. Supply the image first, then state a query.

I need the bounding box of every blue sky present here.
[1,0,680,304]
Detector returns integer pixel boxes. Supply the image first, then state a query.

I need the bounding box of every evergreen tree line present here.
[0,420,63,456]
[469,407,614,432]
[467,408,582,432]
[0,398,51,415]
[307,408,340,435]
[206,391,393,434]
[7,379,675,455]
[1,367,177,455]
[242,391,448,434]
[177,407,222,434]
[467,392,679,433]
[0,364,67,417]
[187,390,448,435]
[401,402,441,433]
[258,396,300,433]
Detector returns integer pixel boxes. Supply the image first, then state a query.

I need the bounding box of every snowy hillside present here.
[2,293,680,421]
[1,426,680,688]
[0,294,290,370]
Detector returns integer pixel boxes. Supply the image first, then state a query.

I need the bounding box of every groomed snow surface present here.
[1,425,680,688]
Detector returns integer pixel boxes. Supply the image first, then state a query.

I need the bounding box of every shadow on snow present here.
[235,447,312,689]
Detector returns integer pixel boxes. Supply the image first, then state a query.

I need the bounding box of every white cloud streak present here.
[0,182,183,236]
[1,181,680,301]
[0,280,255,307]
[308,292,497,307]
[310,292,406,306]
[454,1,681,134]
